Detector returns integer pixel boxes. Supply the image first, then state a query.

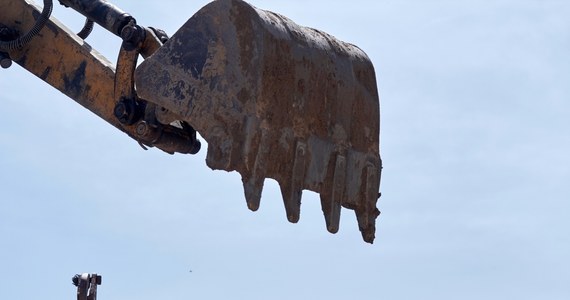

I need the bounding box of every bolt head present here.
[0,58,11,69]
[114,102,127,118]
[136,121,148,136]
[0,52,11,69]
[121,25,145,46]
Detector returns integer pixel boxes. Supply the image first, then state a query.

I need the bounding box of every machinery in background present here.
[72,273,102,300]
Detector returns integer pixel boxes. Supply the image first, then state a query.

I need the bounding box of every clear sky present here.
[1,0,569,299]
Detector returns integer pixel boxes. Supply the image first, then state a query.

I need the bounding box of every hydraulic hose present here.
[77,18,94,39]
[0,0,53,51]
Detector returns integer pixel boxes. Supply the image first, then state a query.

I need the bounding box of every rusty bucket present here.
[135,0,382,243]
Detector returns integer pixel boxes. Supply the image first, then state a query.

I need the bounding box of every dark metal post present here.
[73,273,102,300]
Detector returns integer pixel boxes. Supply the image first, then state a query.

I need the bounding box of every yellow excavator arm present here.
[0,0,382,243]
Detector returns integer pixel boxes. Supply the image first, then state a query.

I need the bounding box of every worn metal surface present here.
[135,0,382,242]
[1,0,121,128]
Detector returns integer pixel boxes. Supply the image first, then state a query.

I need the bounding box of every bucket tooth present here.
[241,128,270,211]
[320,193,341,234]
[355,162,381,243]
[320,154,346,233]
[280,141,307,223]
[242,177,264,211]
[279,182,302,223]
[205,126,232,170]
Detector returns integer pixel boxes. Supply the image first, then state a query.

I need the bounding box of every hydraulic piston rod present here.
[58,0,135,36]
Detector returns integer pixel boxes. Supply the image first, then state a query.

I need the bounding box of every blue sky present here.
[1,0,569,299]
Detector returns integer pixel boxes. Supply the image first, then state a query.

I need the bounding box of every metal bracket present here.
[113,24,201,155]
[113,23,145,125]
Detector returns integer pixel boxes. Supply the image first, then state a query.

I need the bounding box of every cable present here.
[77,18,94,39]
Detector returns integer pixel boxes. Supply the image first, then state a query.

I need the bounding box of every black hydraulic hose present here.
[77,18,94,39]
[0,0,53,51]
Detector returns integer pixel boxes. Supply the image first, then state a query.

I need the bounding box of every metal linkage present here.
[113,21,201,155]
[57,0,201,155]
[72,273,102,300]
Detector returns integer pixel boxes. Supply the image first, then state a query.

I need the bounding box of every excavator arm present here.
[1,0,201,154]
[0,0,382,243]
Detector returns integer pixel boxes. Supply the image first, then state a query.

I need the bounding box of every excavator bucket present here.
[135,0,382,243]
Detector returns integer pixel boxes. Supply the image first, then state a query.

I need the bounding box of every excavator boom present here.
[1,0,382,242]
